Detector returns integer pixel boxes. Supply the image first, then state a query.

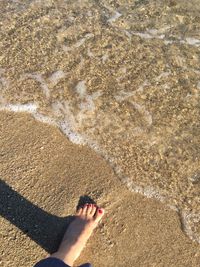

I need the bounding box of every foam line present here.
[108,11,122,23]
[0,103,38,113]
[21,73,50,98]
[48,70,65,86]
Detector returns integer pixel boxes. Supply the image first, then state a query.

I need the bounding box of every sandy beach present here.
[1,111,200,267]
[1,0,200,266]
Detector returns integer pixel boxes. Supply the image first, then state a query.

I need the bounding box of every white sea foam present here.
[74,81,102,125]
[0,99,87,145]
[116,67,127,82]
[108,11,122,23]
[51,100,87,144]
[129,29,200,47]
[126,178,166,201]
[181,211,200,244]
[132,29,165,40]
[131,101,152,126]
[81,91,102,112]
[21,73,50,98]
[75,80,87,98]
[75,33,94,48]
[33,112,56,126]
[114,80,150,101]
[123,30,132,38]
[102,54,109,63]
[114,88,152,135]
[87,48,94,57]
[114,90,135,102]
[0,102,58,128]
[109,161,167,202]
[180,37,200,46]
[0,69,10,89]
[163,40,174,45]
[0,103,38,113]
[48,70,65,86]
[59,119,85,144]
[63,33,94,52]
[155,71,171,81]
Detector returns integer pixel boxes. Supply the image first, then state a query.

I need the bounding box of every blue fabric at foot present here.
[34,257,92,267]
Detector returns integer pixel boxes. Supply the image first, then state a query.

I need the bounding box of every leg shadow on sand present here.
[0,179,95,253]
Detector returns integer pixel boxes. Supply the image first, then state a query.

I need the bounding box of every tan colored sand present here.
[0,111,200,267]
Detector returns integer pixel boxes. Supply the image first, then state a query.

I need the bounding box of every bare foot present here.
[51,203,105,266]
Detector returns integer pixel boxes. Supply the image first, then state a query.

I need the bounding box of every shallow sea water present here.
[0,0,200,243]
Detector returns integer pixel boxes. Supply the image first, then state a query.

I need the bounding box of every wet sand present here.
[1,111,200,267]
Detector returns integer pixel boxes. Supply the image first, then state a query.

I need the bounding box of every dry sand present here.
[1,110,200,267]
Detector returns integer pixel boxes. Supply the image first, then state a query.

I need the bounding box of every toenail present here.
[98,209,103,213]
[89,204,92,207]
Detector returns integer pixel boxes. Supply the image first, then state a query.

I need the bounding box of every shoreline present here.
[1,110,200,267]
[0,105,199,245]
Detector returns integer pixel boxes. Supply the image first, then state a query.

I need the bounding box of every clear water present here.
[0,0,200,243]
